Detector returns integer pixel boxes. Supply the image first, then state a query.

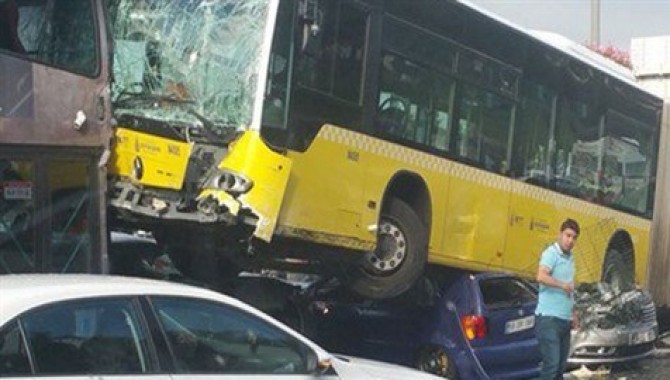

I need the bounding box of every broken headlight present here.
[208,169,253,194]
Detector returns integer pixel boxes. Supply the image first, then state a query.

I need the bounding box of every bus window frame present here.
[0,0,102,78]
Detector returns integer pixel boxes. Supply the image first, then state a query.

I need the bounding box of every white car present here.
[0,274,442,379]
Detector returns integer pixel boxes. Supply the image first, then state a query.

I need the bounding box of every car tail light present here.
[461,315,487,340]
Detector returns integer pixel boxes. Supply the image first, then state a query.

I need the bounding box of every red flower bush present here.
[585,43,632,69]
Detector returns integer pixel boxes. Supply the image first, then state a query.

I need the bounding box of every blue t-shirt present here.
[535,242,575,320]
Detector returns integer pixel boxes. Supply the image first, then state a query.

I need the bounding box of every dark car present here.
[310,269,541,379]
[107,234,318,339]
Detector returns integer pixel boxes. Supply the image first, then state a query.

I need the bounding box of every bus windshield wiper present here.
[187,109,241,144]
[114,91,196,108]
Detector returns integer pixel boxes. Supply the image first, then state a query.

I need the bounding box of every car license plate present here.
[630,330,656,345]
[505,315,535,334]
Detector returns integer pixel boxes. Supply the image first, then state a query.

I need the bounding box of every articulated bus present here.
[107,0,663,298]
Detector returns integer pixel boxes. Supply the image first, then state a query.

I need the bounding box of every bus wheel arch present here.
[380,171,432,232]
[601,230,635,292]
[348,172,431,299]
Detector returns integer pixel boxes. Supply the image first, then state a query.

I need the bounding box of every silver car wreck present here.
[570,283,658,366]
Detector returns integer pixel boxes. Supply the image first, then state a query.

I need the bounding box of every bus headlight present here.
[210,169,252,194]
[132,156,144,180]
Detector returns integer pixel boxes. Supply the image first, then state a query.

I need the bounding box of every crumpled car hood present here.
[574,283,656,331]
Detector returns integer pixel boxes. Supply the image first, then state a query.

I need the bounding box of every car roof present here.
[0,274,266,324]
[434,270,526,286]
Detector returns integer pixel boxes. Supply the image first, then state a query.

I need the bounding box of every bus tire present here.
[602,249,634,293]
[348,198,428,299]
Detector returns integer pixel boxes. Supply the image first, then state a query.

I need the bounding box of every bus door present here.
[444,171,511,268]
[0,150,103,275]
[504,180,555,276]
[0,157,36,273]
[443,82,514,268]
[0,0,111,147]
[504,81,557,275]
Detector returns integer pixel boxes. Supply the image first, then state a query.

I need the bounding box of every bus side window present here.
[511,80,554,182]
[7,0,98,75]
[0,0,26,54]
[553,97,603,201]
[331,3,367,102]
[602,111,655,214]
[290,0,367,150]
[428,77,455,153]
[375,54,431,144]
[262,0,294,131]
[455,84,513,174]
[295,0,366,104]
[296,0,336,93]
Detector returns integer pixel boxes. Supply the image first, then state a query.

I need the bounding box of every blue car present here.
[311,269,541,379]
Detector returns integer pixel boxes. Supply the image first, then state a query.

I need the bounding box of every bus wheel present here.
[602,249,634,293]
[348,198,428,299]
[416,346,458,379]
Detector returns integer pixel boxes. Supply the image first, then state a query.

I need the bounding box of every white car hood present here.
[330,354,442,380]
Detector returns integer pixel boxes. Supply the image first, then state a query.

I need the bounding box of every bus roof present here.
[456,0,659,99]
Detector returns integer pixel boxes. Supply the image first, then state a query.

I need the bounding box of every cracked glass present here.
[107,0,271,131]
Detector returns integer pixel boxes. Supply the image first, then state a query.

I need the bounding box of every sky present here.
[469,0,670,51]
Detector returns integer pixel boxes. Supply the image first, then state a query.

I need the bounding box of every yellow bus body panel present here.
[219,131,292,242]
[109,123,651,285]
[276,125,651,285]
[110,128,193,190]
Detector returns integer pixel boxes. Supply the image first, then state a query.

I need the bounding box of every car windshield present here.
[107,0,271,131]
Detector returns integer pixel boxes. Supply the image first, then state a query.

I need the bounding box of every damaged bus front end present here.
[107,0,291,272]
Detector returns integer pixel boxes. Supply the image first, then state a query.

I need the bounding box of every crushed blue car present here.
[309,268,541,379]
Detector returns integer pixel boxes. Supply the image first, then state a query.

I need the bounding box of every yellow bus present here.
[107,0,663,298]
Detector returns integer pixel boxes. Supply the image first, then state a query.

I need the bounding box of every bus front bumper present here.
[110,180,257,226]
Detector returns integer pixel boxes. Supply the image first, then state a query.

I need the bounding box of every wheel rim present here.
[363,219,407,274]
[418,348,450,377]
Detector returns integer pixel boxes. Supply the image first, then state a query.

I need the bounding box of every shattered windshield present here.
[108,0,271,130]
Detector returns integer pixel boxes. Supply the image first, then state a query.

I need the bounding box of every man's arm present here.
[536,265,573,295]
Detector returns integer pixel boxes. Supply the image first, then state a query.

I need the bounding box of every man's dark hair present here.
[560,218,580,235]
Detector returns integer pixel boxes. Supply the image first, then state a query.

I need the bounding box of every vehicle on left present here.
[0,274,444,379]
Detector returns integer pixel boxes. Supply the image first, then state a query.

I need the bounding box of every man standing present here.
[535,218,580,380]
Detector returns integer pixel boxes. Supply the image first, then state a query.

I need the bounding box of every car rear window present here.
[479,277,537,309]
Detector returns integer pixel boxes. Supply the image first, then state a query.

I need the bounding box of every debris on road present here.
[567,365,610,379]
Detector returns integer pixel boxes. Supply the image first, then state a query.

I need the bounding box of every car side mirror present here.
[316,357,333,375]
[307,349,333,375]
